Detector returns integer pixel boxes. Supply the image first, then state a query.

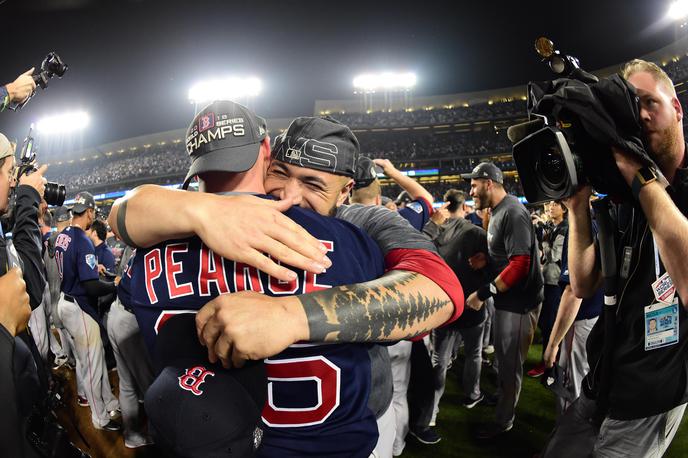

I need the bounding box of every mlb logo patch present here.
[85,254,97,270]
[198,112,215,133]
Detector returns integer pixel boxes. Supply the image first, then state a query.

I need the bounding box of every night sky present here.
[0,0,680,156]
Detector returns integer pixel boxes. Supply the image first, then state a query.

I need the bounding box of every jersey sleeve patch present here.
[85,253,97,270]
[406,202,423,214]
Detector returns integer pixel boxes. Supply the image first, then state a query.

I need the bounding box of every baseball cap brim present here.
[182,141,261,189]
[72,203,97,214]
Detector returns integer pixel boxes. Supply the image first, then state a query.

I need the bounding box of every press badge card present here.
[651,272,676,305]
[644,298,680,351]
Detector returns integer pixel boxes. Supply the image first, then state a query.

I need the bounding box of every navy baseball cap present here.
[183,101,267,190]
[146,314,267,457]
[71,192,96,214]
[272,116,359,178]
[353,156,378,190]
[53,206,71,223]
[460,162,504,184]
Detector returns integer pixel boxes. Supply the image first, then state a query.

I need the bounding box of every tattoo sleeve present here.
[299,270,451,342]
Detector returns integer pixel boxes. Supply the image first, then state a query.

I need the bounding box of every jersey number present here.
[262,356,341,427]
[55,251,64,280]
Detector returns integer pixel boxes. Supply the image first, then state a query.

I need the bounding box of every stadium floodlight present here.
[188,77,262,104]
[353,72,417,92]
[668,0,688,20]
[36,111,90,134]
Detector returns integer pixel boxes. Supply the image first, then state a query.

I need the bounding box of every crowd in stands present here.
[359,129,511,161]
[336,99,527,128]
[47,144,190,190]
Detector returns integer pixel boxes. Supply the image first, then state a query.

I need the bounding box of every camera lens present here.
[44,182,66,207]
[538,147,566,186]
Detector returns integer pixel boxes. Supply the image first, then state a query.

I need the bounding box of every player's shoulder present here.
[405,199,428,215]
[286,206,369,238]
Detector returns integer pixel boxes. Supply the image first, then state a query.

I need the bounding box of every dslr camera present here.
[509,38,649,204]
[16,126,66,206]
[15,52,68,109]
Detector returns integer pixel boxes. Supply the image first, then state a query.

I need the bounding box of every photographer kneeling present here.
[543,60,688,457]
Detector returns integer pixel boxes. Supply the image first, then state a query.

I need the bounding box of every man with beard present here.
[463,162,544,439]
[543,59,688,456]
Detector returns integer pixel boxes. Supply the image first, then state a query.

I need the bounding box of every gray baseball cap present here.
[54,206,72,222]
[460,162,504,184]
[183,100,267,190]
[71,191,96,214]
[0,133,15,161]
[272,116,359,178]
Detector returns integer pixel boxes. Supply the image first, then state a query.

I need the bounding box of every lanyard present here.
[653,233,661,280]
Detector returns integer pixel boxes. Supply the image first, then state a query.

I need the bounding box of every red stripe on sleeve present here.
[499,254,531,289]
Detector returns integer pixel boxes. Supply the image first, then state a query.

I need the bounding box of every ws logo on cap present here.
[178,366,215,396]
[276,136,339,173]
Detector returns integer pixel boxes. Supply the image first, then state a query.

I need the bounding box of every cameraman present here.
[544,60,688,456]
[1,68,36,111]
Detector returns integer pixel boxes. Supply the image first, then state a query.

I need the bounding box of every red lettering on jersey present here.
[165,243,194,299]
[178,366,215,396]
[199,244,230,296]
[55,233,71,250]
[262,356,341,427]
[304,240,334,293]
[233,262,264,293]
[267,268,299,295]
[143,249,162,304]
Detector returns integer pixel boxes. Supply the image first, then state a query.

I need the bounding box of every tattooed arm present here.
[300,270,451,342]
[195,269,454,368]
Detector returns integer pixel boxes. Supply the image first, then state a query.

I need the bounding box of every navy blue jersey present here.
[95,242,116,273]
[117,252,135,309]
[398,198,432,231]
[129,202,385,457]
[54,226,99,317]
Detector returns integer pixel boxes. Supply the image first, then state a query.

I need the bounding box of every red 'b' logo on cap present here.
[198,112,215,133]
[178,366,215,396]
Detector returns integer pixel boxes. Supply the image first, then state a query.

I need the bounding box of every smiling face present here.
[264,159,354,216]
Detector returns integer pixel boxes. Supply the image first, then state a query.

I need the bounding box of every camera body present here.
[33,52,68,90]
[16,127,66,206]
[509,40,649,204]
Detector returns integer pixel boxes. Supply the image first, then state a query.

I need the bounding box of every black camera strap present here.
[590,198,618,420]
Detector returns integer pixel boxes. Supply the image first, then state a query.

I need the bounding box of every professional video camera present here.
[15,52,68,109]
[508,37,655,204]
[15,126,66,206]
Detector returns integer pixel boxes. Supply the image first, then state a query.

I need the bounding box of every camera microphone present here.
[507,118,544,144]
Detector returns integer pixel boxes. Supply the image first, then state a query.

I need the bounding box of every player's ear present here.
[336,178,355,208]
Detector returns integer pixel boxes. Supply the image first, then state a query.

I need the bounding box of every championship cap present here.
[183,100,267,189]
[71,192,96,214]
[460,162,504,184]
[353,156,378,189]
[54,206,71,223]
[0,133,15,161]
[272,116,359,178]
[146,314,266,457]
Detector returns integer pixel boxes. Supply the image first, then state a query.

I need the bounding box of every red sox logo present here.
[178,366,215,396]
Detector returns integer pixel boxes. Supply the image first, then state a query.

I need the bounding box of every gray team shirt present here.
[487,195,542,313]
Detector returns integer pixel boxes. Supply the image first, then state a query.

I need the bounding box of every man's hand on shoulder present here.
[194,194,333,282]
[195,291,308,368]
